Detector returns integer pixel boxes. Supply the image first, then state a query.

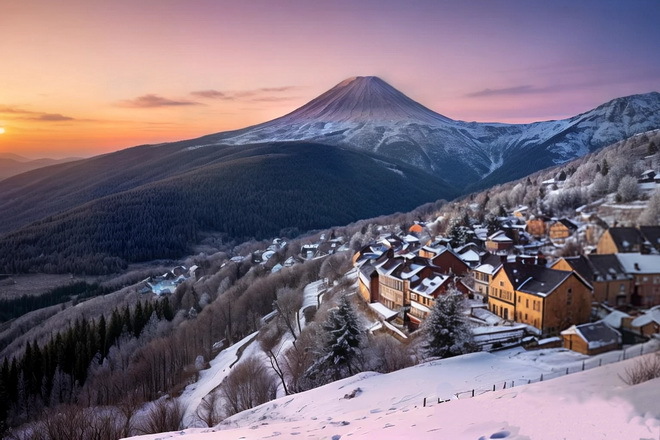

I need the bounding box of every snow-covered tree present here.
[421,290,475,359]
[305,294,363,383]
[616,175,639,202]
[639,188,660,225]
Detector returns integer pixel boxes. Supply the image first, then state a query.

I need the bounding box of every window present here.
[411,293,417,301]
[500,281,504,287]
[526,298,529,308]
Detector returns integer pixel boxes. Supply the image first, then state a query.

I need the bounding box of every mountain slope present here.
[0,155,81,181]
[0,142,456,273]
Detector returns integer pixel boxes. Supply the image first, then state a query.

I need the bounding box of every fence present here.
[421,338,659,407]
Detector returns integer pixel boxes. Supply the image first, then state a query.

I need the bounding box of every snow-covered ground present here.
[127,338,659,440]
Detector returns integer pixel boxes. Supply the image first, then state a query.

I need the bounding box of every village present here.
[353,203,660,356]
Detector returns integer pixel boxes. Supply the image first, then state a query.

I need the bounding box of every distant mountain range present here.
[0,153,81,181]
[0,77,658,273]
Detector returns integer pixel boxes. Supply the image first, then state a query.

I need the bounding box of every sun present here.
[0,127,5,134]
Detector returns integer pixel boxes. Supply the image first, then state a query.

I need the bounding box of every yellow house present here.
[596,227,644,254]
[489,262,593,335]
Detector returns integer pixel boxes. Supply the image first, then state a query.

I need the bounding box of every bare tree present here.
[273,287,303,341]
[219,356,277,417]
[194,390,223,427]
[136,398,184,435]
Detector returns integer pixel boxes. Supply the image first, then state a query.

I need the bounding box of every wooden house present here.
[630,307,660,337]
[526,216,549,238]
[548,219,578,242]
[489,262,593,335]
[470,253,503,301]
[485,231,513,252]
[615,253,660,307]
[551,255,632,306]
[406,273,455,329]
[561,321,621,355]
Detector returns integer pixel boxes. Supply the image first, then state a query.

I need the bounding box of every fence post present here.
[599,359,602,367]
[493,384,496,391]
[623,349,626,360]
[566,367,569,375]
[503,381,506,389]
[423,397,427,407]
[582,360,585,371]
[528,379,531,384]
[540,374,544,382]
[512,380,515,387]
[472,389,475,397]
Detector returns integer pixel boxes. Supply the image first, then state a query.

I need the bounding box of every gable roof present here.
[555,219,579,231]
[606,227,644,252]
[561,321,621,349]
[616,253,660,274]
[587,254,630,281]
[558,255,594,281]
[499,262,591,297]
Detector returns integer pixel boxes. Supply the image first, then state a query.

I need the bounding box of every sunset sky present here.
[1,0,659,158]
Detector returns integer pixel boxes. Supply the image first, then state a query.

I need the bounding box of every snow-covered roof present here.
[369,302,399,320]
[410,300,431,314]
[602,310,630,328]
[458,249,480,263]
[488,231,512,242]
[616,253,660,274]
[631,308,660,327]
[411,274,449,296]
[474,263,495,275]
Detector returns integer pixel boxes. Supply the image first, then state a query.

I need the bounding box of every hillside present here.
[0,143,456,274]
[0,154,81,182]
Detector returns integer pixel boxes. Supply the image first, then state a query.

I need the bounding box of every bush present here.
[620,353,660,385]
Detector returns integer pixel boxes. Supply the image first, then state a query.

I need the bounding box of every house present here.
[512,206,529,219]
[406,272,456,329]
[551,255,632,306]
[630,307,660,337]
[408,223,424,234]
[488,262,593,335]
[615,253,660,307]
[485,231,513,252]
[638,169,658,183]
[561,321,621,355]
[471,253,503,301]
[428,248,470,275]
[596,227,645,254]
[548,219,578,242]
[357,260,379,303]
[526,216,550,238]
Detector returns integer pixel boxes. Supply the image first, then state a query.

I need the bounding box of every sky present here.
[1,0,659,158]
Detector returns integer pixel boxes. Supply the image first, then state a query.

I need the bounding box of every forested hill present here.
[0,142,456,274]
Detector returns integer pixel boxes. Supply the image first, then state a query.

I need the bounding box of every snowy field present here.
[126,339,659,440]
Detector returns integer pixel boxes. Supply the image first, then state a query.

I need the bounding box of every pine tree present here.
[601,159,609,176]
[306,294,363,383]
[421,290,475,359]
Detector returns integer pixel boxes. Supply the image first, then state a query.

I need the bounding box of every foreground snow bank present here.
[125,345,660,440]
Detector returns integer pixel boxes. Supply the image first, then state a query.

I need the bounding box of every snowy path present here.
[179,332,258,427]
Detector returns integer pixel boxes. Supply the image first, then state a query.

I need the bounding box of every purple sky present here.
[1,0,659,157]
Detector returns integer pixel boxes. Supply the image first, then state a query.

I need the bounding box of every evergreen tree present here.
[421,290,475,359]
[306,295,363,383]
[601,159,609,176]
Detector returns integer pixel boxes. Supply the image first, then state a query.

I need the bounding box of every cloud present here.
[190,90,228,99]
[190,86,299,102]
[0,106,76,121]
[34,113,74,121]
[466,85,541,98]
[119,94,201,108]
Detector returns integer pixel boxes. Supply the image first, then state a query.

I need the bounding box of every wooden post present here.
[423,397,427,407]
[512,380,515,387]
[492,384,496,391]
[540,374,544,381]
[472,389,475,397]
[528,379,531,384]
[599,359,602,367]
[503,381,506,389]
[582,360,585,371]
[566,367,569,375]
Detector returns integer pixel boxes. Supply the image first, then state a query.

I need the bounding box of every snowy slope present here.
[126,340,659,440]
[192,77,660,187]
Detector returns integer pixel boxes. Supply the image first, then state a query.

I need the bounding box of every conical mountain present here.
[277,76,451,123]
